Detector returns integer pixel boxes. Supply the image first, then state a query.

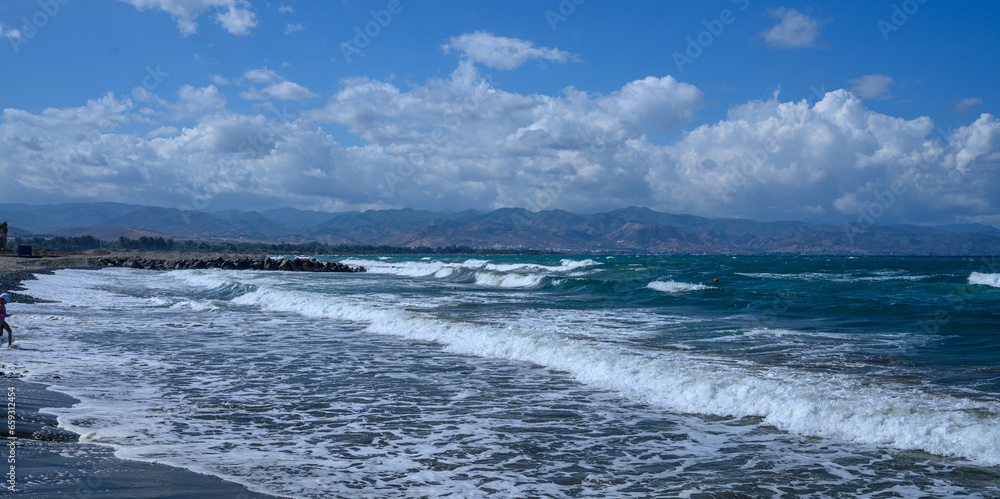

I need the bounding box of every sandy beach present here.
[0,253,285,498]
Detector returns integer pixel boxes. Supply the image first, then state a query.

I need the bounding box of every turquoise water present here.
[10,255,1000,497]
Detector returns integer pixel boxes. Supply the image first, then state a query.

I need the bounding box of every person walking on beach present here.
[0,293,11,347]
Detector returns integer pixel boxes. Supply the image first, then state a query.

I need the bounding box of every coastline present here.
[0,254,287,498]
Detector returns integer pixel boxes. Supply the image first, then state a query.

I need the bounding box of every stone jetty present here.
[97,256,366,273]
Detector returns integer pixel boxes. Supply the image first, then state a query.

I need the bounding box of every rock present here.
[97,254,365,273]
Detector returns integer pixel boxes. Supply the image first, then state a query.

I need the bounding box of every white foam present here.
[333,258,598,289]
[969,272,1000,288]
[472,271,546,289]
[338,258,456,277]
[737,271,927,283]
[484,258,600,273]
[459,259,489,269]
[647,280,715,293]
[223,283,1000,466]
[169,269,241,290]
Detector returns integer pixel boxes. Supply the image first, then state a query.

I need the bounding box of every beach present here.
[1,254,283,498]
[0,253,998,497]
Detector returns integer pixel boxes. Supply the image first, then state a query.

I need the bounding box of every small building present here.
[17,245,31,257]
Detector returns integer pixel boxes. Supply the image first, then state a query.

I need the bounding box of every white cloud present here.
[1,63,999,226]
[146,126,180,139]
[174,85,226,117]
[242,67,282,84]
[951,97,984,113]
[442,32,576,70]
[653,90,1000,222]
[241,81,319,102]
[284,23,304,35]
[118,0,257,36]
[612,76,703,130]
[848,74,894,100]
[210,75,229,86]
[214,3,257,35]
[278,5,293,14]
[0,23,22,39]
[761,8,828,49]
[238,68,318,102]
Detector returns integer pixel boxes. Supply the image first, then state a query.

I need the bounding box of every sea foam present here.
[969,272,1000,288]
[647,280,714,293]
[226,278,1000,466]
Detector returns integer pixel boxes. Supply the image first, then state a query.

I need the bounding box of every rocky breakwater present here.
[97,256,366,273]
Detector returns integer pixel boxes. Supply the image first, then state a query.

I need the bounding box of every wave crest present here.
[969,272,1000,288]
[647,280,714,293]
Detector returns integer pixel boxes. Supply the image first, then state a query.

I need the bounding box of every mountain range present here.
[3,203,1000,255]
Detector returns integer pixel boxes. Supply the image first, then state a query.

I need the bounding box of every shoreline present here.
[0,257,287,498]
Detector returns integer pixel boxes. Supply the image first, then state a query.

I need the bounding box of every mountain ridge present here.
[3,203,1000,255]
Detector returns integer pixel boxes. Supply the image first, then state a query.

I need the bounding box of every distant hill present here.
[47,227,186,241]
[2,203,999,255]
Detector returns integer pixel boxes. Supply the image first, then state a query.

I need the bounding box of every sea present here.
[8,255,1000,498]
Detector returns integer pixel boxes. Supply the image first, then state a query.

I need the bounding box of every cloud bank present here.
[1,33,998,226]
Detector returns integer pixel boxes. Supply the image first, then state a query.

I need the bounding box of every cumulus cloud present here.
[237,68,318,102]
[284,23,304,34]
[214,3,258,35]
[655,90,949,220]
[848,74,894,100]
[761,8,828,49]
[951,97,984,113]
[118,0,257,35]
[146,126,180,139]
[612,76,703,130]
[174,85,226,117]
[1,60,999,225]
[443,32,576,70]
[242,67,282,84]
[241,81,319,101]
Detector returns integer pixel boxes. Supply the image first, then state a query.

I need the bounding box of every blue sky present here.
[1,0,998,226]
